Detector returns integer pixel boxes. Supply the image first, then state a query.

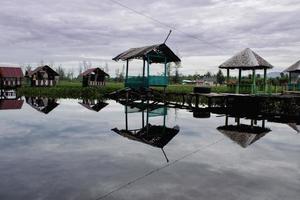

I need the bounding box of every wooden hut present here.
[79,68,109,87]
[0,67,23,89]
[283,60,300,91]
[219,48,273,94]
[26,65,59,87]
[26,97,59,114]
[113,43,181,89]
[112,101,179,162]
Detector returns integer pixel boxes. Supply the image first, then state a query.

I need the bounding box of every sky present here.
[0,0,299,76]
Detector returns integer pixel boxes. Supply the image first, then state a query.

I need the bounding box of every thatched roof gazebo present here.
[283,60,300,91]
[219,48,274,94]
[113,43,181,89]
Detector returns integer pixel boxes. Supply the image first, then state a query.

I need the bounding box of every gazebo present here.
[113,43,181,89]
[283,60,300,91]
[219,48,274,94]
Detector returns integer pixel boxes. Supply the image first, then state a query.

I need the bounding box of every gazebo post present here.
[236,68,242,94]
[164,56,167,93]
[143,58,146,87]
[227,68,230,85]
[252,69,256,94]
[147,55,150,88]
[125,59,129,86]
[263,68,267,93]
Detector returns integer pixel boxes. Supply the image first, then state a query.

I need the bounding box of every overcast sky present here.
[0,0,299,76]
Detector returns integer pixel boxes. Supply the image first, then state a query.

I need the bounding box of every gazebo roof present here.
[219,48,274,70]
[27,65,59,77]
[112,43,181,64]
[79,67,109,77]
[284,60,300,73]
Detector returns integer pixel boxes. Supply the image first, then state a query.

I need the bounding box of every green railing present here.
[227,84,272,94]
[288,83,300,91]
[125,76,168,88]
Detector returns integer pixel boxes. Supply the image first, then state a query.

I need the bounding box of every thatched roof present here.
[112,124,180,148]
[219,48,274,70]
[217,124,270,148]
[284,60,300,73]
[112,43,181,64]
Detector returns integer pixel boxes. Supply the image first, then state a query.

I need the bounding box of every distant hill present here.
[267,72,281,78]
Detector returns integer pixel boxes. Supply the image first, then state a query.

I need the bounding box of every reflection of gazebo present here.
[113,43,181,89]
[26,97,59,114]
[78,99,108,112]
[283,60,300,91]
[217,124,270,148]
[112,101,180,162]
[217,115,270,148]
[219,48,273,94]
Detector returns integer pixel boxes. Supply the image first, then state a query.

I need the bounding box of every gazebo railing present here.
[227,84,272,94]
[125,76,168,88]
[288,83,300,91]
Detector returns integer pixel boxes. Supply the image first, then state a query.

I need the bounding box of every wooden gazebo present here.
[283,60,300,91]
[79,68,109,87]
[219,48,273,94]
[113,43,181,89]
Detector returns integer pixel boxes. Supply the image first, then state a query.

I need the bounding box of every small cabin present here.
[0,67,23,89]
[26,65,59,87]
[80,68,109,87]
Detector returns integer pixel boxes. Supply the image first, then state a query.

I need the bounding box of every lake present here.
[0,97,299,200]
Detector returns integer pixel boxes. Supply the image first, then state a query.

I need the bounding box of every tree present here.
[216,69,225,84]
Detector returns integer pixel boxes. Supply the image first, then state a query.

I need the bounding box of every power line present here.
[108,0,224,52]
[93,138,225,200]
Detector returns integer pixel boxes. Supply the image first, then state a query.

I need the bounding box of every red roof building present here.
[0,67,24,88]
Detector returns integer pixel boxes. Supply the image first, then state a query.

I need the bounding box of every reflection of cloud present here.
[0,100,300,199]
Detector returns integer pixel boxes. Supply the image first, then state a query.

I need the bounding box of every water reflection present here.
[112,101,180,162]
[25,96,59,114]
[0,90,23,110]
[78,99,108,112]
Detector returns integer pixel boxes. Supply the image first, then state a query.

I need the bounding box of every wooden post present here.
[264,68,267,93]
[125,59,129,87]
[252,69,256,94]
[225,115,229,126]
[125,105,128,131]
[236,68,242,94]
[227,69,230,85]
[147,55,150,88]
[143,58,146,88]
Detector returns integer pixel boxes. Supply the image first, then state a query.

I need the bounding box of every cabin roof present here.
[219,48,274,70]
[112,43,181,64]
[284,60,300,73]
[0,67,23,78]
[79,101,108,112]
[27,65,59,77]
[0,99,24,110]
[80,67,109,77]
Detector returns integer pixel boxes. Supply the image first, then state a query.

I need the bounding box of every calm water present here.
[0,98,299,200]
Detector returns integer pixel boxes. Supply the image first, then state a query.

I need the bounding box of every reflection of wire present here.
[94,138,225,200]
[108,0,224,52]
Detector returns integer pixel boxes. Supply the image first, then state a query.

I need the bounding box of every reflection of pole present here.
[225,115,229,126]
[125,105,128,131]
[161,148,169,163]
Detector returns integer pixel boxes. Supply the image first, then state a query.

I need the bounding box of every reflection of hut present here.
[26,65,59,87]
[0,67,23,89]
[79,99,108,112]
[113,43,181,89]
[79,68,109,87]
[26,97,59,114]
[217,115,270,148]
[0,99,24,110]
[287,123,300,133]
[283,60,300,91]
[219,48,273,94]
[112,101,180,162]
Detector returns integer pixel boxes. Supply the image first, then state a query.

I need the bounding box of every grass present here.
[17,80,285,99]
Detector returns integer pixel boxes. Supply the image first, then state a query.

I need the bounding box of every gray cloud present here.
[0,0,299,74]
